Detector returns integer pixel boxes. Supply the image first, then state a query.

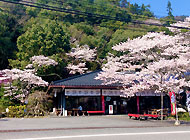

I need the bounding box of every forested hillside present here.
[0,0,173,81]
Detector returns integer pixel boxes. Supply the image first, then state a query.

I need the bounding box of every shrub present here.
[177,112,190,121]
[26,91,53,116]
[8,105,26,118]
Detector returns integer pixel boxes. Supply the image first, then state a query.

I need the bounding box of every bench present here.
[128,114,148,120]
[81,111,86,116]
[149,109,169,116]
[67,111,72,116]
[56,109,62,116]
[67,110,86,116]
[128,113,167,120]
[144,114,167,120]
[87,111,105,116]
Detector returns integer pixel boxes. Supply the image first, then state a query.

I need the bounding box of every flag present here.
[169,92,176,115]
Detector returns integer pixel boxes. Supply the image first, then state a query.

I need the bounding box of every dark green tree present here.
[0,86,13,112]
[120,0,129,8]
[0,12,17,69]
[167,0,174,19]
[9,18,70,69]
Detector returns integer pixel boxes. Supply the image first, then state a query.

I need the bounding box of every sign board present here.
[169,92,176,115]
[109,105,113,114]
[6,108,9,113]
[135,91,165,96]
[65,89,100,96]
[113,101,117,105]
[102,89,124,96]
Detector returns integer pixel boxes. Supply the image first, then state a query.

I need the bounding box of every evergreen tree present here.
[167,0,174,19]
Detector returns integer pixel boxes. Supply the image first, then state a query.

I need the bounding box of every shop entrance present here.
[137,96,170,114]
[65,96,102,111]
[104,96,128,115]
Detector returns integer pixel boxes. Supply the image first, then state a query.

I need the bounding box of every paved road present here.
[0,115,190,140]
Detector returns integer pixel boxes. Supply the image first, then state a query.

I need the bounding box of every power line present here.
[18,0,131,22]
[49,0,111,8]
[20,0,190,30]
[0,0,189,30]
[0,0,166,23]
[47,0,155,20]
[26,0,150,21]
[48,0,116,10]
[1,0,166,25]
[0,4,149,33]
[50,0,188,23]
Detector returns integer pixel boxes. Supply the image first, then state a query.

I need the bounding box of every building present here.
[48,70,170,116]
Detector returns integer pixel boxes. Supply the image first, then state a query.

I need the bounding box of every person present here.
[78,105,82,111]
[78,105,82,115]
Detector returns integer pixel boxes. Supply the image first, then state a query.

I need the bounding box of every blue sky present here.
[128,0,190,17]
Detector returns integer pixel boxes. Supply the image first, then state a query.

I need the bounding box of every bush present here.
[177,112,190,121]
[0,106,3,118]
[8,105,26,118]
[26,91,53,116]
[0,86,13,112]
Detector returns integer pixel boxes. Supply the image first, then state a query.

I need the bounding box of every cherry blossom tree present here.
[26,55,58,69]
[0,55,57,102]
[67,63,88,74]
[168,16,190,32]
[1,69,48,101]
[96,30,190,120]
[66,45,96,74]
[67,45,96,61]
[97,32,190,95]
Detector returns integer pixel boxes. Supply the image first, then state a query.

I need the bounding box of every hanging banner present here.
[169,92,176,115]
[186,91,190,114]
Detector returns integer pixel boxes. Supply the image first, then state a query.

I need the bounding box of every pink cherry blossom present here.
[26,55,58,69]
[66,45,96,74]
[0,55,57,102]
[97,29,190,96]
[67,63,88,74]
[67,45,96,61]
[168,16,190,32]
